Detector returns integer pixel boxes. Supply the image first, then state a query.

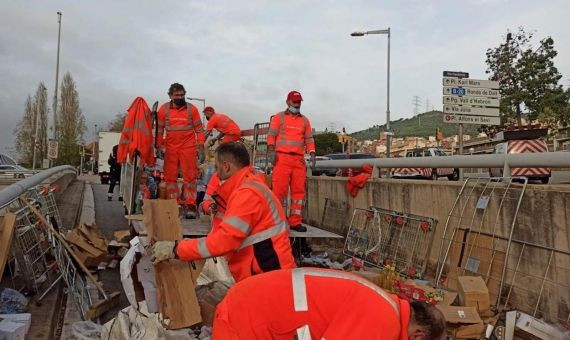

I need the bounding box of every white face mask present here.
[288,106,300,114]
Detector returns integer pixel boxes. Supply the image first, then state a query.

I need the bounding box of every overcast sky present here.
[1,0,569,155]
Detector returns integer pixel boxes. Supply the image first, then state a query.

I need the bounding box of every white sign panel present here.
[442,77,499,89]
[442,86,500,98]
[47,140,58,159]
[443,104,500,117]
[443,114,500,126]
[443,96,499,107]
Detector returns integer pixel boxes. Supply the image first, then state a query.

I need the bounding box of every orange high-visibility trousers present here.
[164,134,198,206]
[221,133,241,144]
[272,152,306,227]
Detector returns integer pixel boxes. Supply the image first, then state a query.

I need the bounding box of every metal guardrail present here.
[0,165,76,209]
[313,151,570,177]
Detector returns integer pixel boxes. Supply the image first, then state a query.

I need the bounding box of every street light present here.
[350,28,391,159]
[51,11,62,168]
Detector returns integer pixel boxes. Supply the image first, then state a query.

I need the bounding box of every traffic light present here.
[436,128,444,141]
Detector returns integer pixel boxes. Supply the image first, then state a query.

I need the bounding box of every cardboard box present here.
[457,276,491,316]
[436,305,485,339]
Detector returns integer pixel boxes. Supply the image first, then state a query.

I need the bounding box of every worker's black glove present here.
[198,146,206,164]
[310,152,316,169]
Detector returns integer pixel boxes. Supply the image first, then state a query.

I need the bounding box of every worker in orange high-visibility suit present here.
[200,168,266,230]
[156,83,205,219]
[212,268,447,340]
[267,91,316,232]
[203,106,241,147]
[151,142,296,282]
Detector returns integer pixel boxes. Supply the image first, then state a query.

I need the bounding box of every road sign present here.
[443,95,500,107]
[47,139,58,159]
[443,114,500,126]
[442,86,500,98]
[442,77,499,89]
[443,104,500,117]
[443,71,469,78]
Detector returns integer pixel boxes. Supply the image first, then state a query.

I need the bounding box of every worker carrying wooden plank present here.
[151,142,296,282]
[212,268,447,340]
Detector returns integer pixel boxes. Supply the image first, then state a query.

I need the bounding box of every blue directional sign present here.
[451,87,466,96]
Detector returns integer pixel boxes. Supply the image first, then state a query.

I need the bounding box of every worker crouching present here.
[151,142,296,282]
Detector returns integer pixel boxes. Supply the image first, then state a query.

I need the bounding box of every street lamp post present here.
[50,12,62,168]
[350,28,391,159]
[91,124,97,174]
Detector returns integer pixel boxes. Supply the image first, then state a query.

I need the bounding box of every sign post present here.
[442,71,501,180]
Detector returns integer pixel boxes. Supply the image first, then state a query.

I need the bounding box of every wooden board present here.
[143,199,202,329]
[0,213,17,277]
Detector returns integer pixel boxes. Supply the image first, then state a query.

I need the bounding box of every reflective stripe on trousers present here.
[291,268,400,317]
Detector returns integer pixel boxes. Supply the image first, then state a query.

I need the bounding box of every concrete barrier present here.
[304,176,570,322]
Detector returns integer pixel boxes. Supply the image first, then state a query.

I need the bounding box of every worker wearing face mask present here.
[156,83,205,219]
[267,91,316,232]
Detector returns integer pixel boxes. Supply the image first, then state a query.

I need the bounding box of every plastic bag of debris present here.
[71,321,101,340]
[301,251,352,270]
[0,287,28,313]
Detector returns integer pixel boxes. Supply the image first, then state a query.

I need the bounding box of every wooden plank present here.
[0,213,17,277]
[143,199,202,329]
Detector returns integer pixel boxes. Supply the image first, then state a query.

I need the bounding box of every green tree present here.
[486,28,569,127]
[107,112,126,132]
[314,133,342,155]
[14,95,35,166]
[34,82,49,165]
[55,72,86,165]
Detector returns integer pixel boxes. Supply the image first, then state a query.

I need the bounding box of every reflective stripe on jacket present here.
[267,111,315,155]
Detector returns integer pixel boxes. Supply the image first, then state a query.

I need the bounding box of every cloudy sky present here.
[1,0,569,155]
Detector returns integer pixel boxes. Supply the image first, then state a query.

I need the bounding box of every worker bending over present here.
[213,268,446,340]
[267,91,316,232]
[151,142,296,282]
[203,106,241,146]
[156,83,205,218]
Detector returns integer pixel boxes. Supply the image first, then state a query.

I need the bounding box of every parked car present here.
[489,139,551,184]
[0,164,31,179]
[392,148,459,181]
[325,153,377,177]
[305,155,336,176]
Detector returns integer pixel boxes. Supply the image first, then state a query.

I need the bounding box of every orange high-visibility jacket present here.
[206,113,241,138]
[213,268,410,340]
[346,164,373,197]
[156,102,205,147]
[117,97,155,166]
[267,112,315,155]
[177,167,296,282]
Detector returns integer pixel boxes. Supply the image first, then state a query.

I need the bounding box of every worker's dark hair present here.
[216,142,250,168]
[168,83,186,95]
[409,301,446,340]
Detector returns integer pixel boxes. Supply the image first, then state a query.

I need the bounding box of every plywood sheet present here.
[0,213,17,277]
[143,199,202,329]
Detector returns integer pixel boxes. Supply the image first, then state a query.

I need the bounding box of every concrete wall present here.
[304,176,570,323]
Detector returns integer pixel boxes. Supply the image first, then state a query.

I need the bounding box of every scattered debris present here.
[0,313,31,340]
[71,320,102,340]
[437,305,485,339]
[0,288,28,314]
[65,224,111,268]
[195,281,231,326]
[114,229,131,242]
[301,251,352,270]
